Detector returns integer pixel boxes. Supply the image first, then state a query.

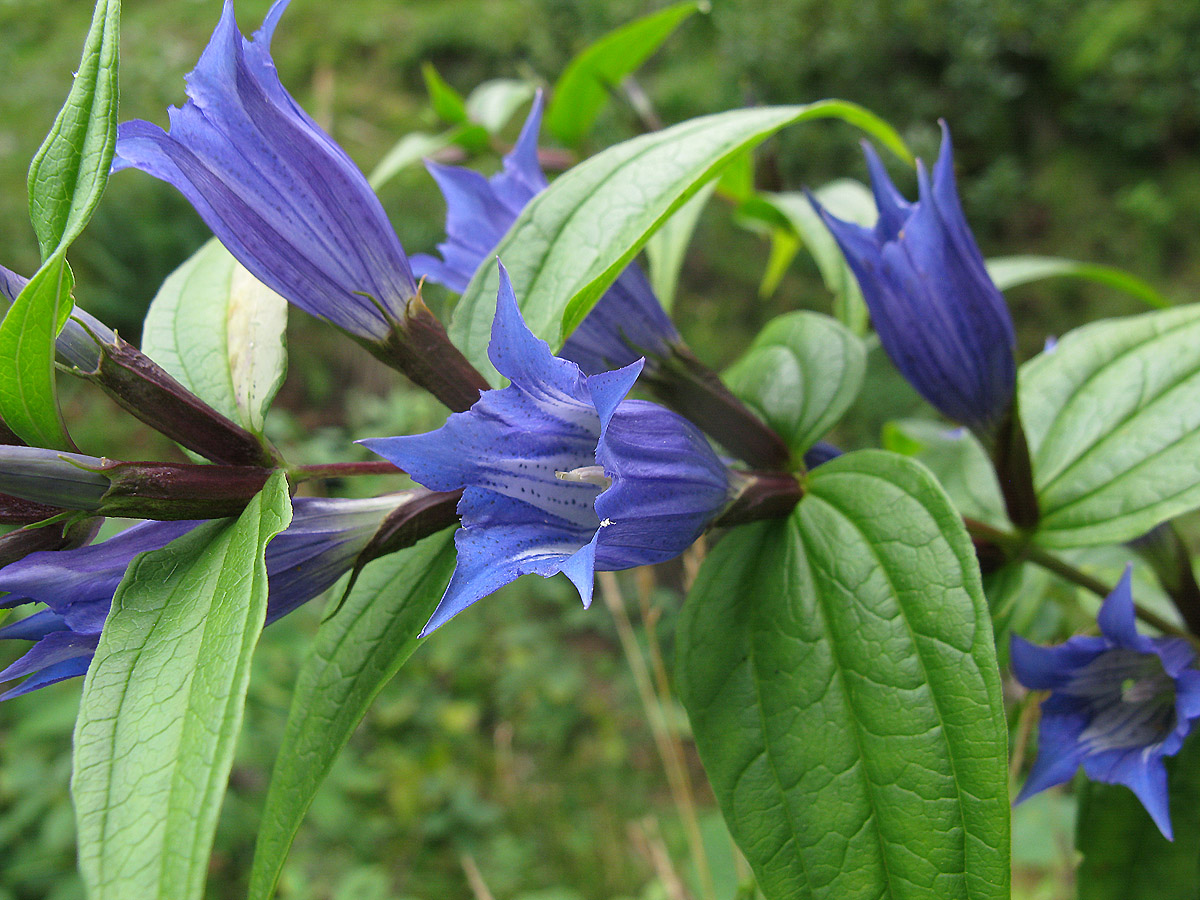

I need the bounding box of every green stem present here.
[964,517,1194,643]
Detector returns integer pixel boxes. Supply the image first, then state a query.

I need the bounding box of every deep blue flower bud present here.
[0,495,407,698]
[810,123,1016,433]
[361,264,730,635]
[113,0,417,343]
[412,98,681,375]
[1011,566,1200,839]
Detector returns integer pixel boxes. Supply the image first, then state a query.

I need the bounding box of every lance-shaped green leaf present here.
[27,0,121,257]
[987,255,1168,310]
[1020,305,1200,547]
[1076,732,1200,900]
[722,311,865,459]
[0,0,120,448]
[544,1,703,147]
[72,472,291,900]
[421,62,468,124]
[0,258,74,449]
[247,530,456,900]
[678,451,1009,900]
[450,103,909,383]
[141,239,288,435]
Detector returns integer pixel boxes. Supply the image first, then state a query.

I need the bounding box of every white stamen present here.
[599,518,613,527]
[555,466,612,489]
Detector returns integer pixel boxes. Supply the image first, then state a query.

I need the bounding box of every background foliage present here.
[2,0,1195,896]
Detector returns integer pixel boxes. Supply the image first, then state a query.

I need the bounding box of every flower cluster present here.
[0,495,406,698]
[1012,567,1200,839]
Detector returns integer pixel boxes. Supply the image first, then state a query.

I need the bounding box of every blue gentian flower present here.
[2,264,114,372]
[112,0,417,343]
[361,265,730,635]
[810,123,1016,433]
[1011,566,1200,839]
[412,97,681,375]
[0,495,404,698]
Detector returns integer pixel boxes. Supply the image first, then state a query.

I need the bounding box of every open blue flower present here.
[113,0,417,342]
[0,495,404,698]
[361,264,729,635]
[412,98,681,375]
[810,124,1016,433]
[1011,566,1200,839]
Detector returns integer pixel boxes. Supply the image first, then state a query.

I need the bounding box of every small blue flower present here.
[0,495,403,698]
[112,0,417,342]
[361,264,730,635]
[810,123,1016,433]
[1011,566,1200,839]
[412,98,681,375]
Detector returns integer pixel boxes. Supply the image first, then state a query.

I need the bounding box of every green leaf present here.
[27,0,121,258]
[758,227,801,300]
[465,79,537,134]
[766,181,876,334]
[247,530,457,900]
[987,255,1169,309]
[1076,732,1200,899]
[544,1,703,147]
[72,472,291,900]
[882,418,1007,527]
[141,239,288,435]
[678,450,1009,900]
[450,103,910,383]
[1020,304,1200,547]
[0,256,74,449]
[644,180,714,312]
[722,311,865,459]
[0,0,120,449]
[421,62,468,124]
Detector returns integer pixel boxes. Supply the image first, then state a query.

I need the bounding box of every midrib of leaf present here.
[798,501,968,896]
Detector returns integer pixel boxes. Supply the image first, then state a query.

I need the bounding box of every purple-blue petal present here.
[1010,633,1108,691]
[1096,566,1154,652]
[1014,706,1090,804]
[813,126,1016,432]
[594,400,729,569]
[0,655,93,701]
[421,488,597,635]
[113,0,415,341]
[0,630,99,686]
[1082,747,1173,840]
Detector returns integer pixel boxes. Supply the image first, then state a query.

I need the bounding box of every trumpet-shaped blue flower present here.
[412,98,681,375]
[361,265,729,635]
[810,124,1016,433]
[1011,566,1200,839]
[0,495,403,698]
[112,0,417,342]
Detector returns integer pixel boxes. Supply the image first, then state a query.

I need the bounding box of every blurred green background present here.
[2,0,1195,896]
